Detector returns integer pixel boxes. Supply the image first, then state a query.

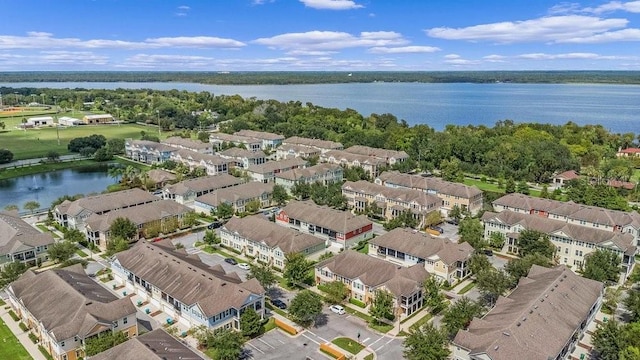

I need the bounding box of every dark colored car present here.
[445,218,459,226]
[483,249,494,256]
[224,258,238,265]
[430,226,444,234]
[271,299,287,309]
[208,221,223,230]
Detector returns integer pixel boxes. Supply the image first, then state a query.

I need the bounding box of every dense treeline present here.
[2,71,640,85]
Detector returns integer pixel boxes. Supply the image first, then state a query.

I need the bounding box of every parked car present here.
[208,221,223,230]
[329,305,346,315]
[224,258,238,265]
[271,299,287,309]
[430,226,444,234]
[483,249,494,256]
[445,218,459,226]
[238,263,251,270]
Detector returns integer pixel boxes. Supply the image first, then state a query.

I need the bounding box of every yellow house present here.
[82,114,114,124]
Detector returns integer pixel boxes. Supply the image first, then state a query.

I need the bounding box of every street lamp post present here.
[156,110,161,137]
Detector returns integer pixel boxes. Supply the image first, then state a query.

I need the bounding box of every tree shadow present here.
[267,287,285,299]
[314,313,329,328]
[240,348,253,360]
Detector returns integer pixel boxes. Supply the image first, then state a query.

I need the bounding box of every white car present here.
[238,263,251,270]
[329,305,346,315]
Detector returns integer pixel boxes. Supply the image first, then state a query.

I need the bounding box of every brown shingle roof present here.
[454,265,603,360]
[247,158,308,174]
[174,149,230,165]
[377,171,483,199]
[163,136,211,150]
[344,145,409,160]
[283,136,343,150]
[195,182,274,207]
[146,169,177,184]
[0,211,55,255]
[163,174,244,196]
[342,180,442,209]
[280,200,372,235]
[85,200,192,233]
[276,163,342,181]
[223,215,325,254]
[235,129,284,141]
[55,188,159,217]
[322,150,387,166]
[90,329,204,360]
[9,265,136,341]
[219,147,265,159]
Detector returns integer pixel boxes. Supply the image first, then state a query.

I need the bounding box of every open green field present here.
[0,317,33,360]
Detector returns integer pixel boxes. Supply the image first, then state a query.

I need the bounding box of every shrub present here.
[39,345,54,360]
[19,322,28,331]
[349,298,366,308]
[8,310,20,321]
[29,332,39,344]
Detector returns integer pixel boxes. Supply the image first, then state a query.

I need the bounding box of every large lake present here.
[1,82,638,133]
[0,165,117,212]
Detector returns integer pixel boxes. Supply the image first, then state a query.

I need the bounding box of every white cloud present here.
[286,49,337,56]
[426,15,628,43]
[299,0,364,10]
[145,36,246,48]
[39,51,109,65]
[177,5,190,10]
[253,30,408,50]
[368,46,441,54]
[548,2,582,14]
[483,54,507,62]
[444,58,480,65]
[559,28,640,42]
[517,52,632,60]
[583,1,640,14]
[444,54,461,59]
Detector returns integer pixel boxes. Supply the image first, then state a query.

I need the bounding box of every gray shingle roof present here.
[174,149,230,165]
[85,200,192,232]
[283,136,343,150]
[0,211,55,255]
[454,265,603,360]
[276,163,342,181]
[219,147,265,159]
[322,150,387,165]
[344,145,409,160]
[234,129,284,141]
[146,169,177,184]
[342,180,442,209]
[55,188,159,217]
[163,136,211,150]
[377,171,483,199]
[247,158,308,174]
[163,174,244,196]
[280,200,372,235]
[195,182,274,207]
[90,329,204,360]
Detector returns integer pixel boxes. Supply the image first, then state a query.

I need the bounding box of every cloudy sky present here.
[1,0,640,71]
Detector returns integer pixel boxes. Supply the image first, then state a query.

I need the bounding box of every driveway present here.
[197,252,250,281]
[439,222,459,242]
[244,328,317,360]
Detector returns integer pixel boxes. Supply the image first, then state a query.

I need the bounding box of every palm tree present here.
[107,166,123,182]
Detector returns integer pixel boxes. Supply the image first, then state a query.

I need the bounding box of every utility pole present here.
[156,110,161,138]
[56,116,60,145]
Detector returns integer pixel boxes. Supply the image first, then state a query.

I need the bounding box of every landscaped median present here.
[274,318,298,336]
[320,342,347,360]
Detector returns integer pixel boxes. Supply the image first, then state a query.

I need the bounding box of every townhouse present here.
[482,210,635,279]
[321,150,387,179]
[0,211,54,268]
[315,251,429,318]
[276,200,373,249]
[125,139,177,165]
[90,329,204,360]
[246,157,308,183]
[221,215,326,269]
[8,265,137,360]
[369,228,474,284]
[376,171,484,216]
[218,147,266,169]
[234,129,284,149]
[170,149,231,176]
[54,188,159,231]
[144,169,176,189]
[276,144,321,160]
[209,133,262,152]
[162,174,244,206]
[194,182,275,214]
[492,193,640,247]
[452,265,603,360]
[111,241,265,330]
[342,180,441,228]
[275,163,344,194]
[85,200,193,250]
[344,145,409,166]
[282,136,344,154]
[162,136,213,154]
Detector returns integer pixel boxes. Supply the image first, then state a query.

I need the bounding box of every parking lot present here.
[438,221,460,242]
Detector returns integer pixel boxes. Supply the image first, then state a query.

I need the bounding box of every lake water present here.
[0,165,117,211]
[1,81,639,133]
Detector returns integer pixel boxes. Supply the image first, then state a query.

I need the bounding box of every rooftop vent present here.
[502,332,510,337]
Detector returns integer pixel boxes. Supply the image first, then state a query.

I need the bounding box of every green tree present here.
[289,290,323,326]
[182,212,199,228]
[211,329,245,360]
[592,320,624,360]
[516,180,530,195]
[203,230,220,246]
[85,330,128,356]
[439,157,463,183]
[245,199,262,214]
[197,131,210,143]
[4,204,19,211]
[109,217,137,240]
[469,253,492,275]
[0,149,13,164]
[505,178,516,194]
[272,184,289,206]
[23,200,41,214]
[106,236,130,255]
[384,210,419,231]
[215,202,234,219]
[403,323,451,360]
[93,147,113,162]
[343,166,370,182]
[370,290,395,323]
[423,211,442,228]
[65,228,86,243]
[247,263,277,290]
[283,252,310,286]
[583,249,621,284]
[292,182,312,200]
[322,281,349,304]
[517,229,555,258]
[442,297,483,338]
[475,269,511,306]
[504,253,553,284]
[46,150,60,163]
[240,307,263,337]
[449,205,462,222]
[488,232,505,249]
[423,277,446,312]
[458,218,485,249]
[624,290,640,323]
[48,240,77,263]
[540,184,550,199]
[105,138,125,155]
[0,262,29,288]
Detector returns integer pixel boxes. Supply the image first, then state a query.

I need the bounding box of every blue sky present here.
[1,0,640,71]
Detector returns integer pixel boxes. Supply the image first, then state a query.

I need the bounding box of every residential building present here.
[194,182,274,214]
[275,163,343,194]
[234,129,284,149]
[90,329,204,360]
[276,200,373,249]
[54,188,159,231]
[7,265,137,360]
[209,133,262,152]
[145,169,177,189]
[0,211,54,268]
[321,150,386,178]
[482,210,635,279]
[617,147,640,158]
[85,200,193,250]
[452,265,603,360]
[551,170,580,188]
[162,174,244,206]
[315,251,429,318]
[125,139,177,165]
[221,216,326,269]
[82,114,114,124]
[376,171,484,216]
[276,144,321,160]
[218,147,266,169]
[111,241,265,330]
[369,228,473,284]
[57,116,81,126]
[491,193,640,247]
[342,180,441,228]
[246,158,307,183]
[24,116,54,127]
[344,145,409,166]
[162,136,213,154]
[282,136,344,154]
[170,149,231,176]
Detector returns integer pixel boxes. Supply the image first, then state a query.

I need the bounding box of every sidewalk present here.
[0,306,47,360]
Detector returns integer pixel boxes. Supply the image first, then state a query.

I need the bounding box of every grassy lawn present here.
[463,177,504,193]
[633,169,640,183]
[263,317,276,332]
[343,307,393,333]
[204,348,218,359]
[457,282,476,295]
[332,337,365,355]
[0,317,32,360]
[409,312,433,332]
[76,249,88,258]
[0,299,5,306]
[357,243,369,254]
[0,159,98,180]
[364,354,374,360]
